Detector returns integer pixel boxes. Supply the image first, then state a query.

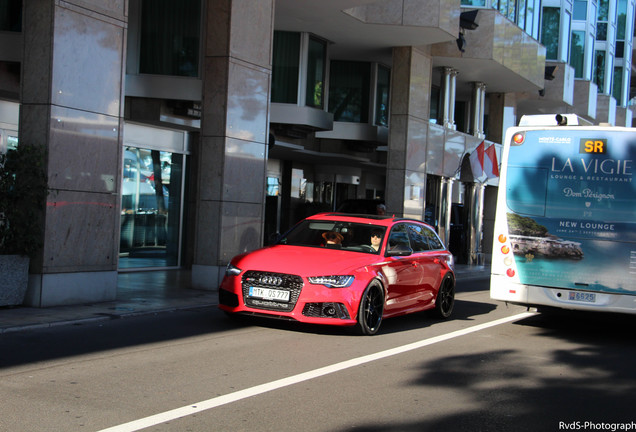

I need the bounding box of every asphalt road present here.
[1,278,635,432]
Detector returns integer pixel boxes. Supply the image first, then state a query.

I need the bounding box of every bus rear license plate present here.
[249,287,290,302]
[568,292,596,303]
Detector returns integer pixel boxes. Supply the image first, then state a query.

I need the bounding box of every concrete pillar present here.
[441,67,457,129]
[386,46,433,220]
[472,82,486,139]
[20,0,127,306]
[449,70,458,129]
[192,0,274,289]
[487,92,517,144]
[478,83,486,137]
[436,178,453,246]
[466,182,485,265]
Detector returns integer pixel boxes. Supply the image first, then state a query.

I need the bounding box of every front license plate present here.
[249,287,290,302]
[568,291,596,303]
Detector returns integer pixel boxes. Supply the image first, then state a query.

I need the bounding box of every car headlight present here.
[307,275,354,288]
[225,263,242,276]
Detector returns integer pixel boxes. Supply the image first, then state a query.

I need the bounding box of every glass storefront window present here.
[0,132,18,153]
[617,0,627,39]
[266,177,280,196]
[306,37,326,109]
[616,41,625,58]
[499,0,515,22]
[489,0,539,38]
[7,135,17,151]
[526,0,541,39]
[375,65,390,127]
[541,7,560,60]
[594,50,606,90]
[570,30,586,78]
[272,31,300,104]
[139,0,201,77]
[329,61,370,123]
[573,0,588,20]
[120,147,183,269]
[612,66,623,103]
[597,23,607,41]
[518,0,527,31]
[430,85,440,124]
[291,168,305,199]
[598,0,609,20]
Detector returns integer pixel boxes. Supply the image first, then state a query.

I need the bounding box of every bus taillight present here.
[512,133,525,144]
[497,233,516,277]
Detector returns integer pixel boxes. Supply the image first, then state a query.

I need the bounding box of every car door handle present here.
[433,258,441,264]
[411,262,419,267]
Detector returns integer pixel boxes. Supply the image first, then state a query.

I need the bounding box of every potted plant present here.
[0,143,48,306]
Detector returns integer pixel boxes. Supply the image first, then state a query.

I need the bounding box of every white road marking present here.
[98,311,534,432]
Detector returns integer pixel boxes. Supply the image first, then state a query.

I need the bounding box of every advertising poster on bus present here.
[503,128,635,295]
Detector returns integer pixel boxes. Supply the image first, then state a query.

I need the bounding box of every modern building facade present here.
[0,0,633,307]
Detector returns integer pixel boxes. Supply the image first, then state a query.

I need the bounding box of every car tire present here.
[433,275,455,319]
[355,280,385,335]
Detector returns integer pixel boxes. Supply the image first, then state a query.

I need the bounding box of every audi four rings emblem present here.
[259,275,283,286]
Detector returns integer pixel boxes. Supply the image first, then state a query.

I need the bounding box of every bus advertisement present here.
[490,121,636,313]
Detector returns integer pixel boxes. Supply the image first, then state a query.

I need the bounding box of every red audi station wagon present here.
[219,213,455,335]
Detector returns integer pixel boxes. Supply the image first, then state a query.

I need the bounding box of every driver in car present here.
[370,229,383,252]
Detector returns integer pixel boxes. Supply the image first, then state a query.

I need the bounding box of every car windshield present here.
[278,220,387,254]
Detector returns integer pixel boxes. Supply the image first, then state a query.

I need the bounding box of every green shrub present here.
[0,144,48,257]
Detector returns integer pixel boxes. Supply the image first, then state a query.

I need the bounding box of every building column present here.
[487,92,517,144]
[442,67,457,129]
[472,82,486,138]
[386,46,433,220]
[20,1,127,306]
[466,182,485,265]
[436,178,454,247]
[192,0,274,289]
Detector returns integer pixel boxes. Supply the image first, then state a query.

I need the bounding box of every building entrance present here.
[119,124,190,270]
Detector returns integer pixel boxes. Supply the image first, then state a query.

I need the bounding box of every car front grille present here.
[241,271,303,312]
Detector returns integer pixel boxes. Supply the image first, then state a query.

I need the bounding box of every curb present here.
[0,302,219,335]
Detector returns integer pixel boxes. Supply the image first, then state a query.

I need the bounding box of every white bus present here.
[490,115,636,314]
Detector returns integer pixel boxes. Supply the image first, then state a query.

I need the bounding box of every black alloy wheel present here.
[356,280,385,335]
[433,276,455,319]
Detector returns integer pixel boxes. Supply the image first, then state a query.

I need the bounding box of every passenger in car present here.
[322,231,343,246]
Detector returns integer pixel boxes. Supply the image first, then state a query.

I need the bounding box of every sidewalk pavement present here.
[0,264,489,334]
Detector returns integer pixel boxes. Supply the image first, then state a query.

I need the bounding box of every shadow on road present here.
[334,310,636,432]
[0,307,229,369]
[0,279,497,368]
